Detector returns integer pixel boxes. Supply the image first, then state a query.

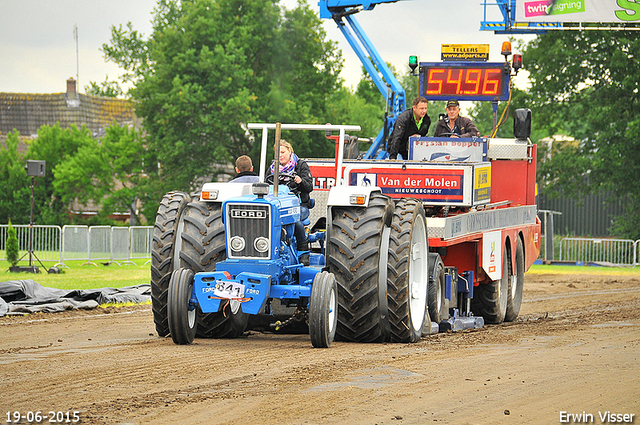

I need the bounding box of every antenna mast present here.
[74,24,79,92]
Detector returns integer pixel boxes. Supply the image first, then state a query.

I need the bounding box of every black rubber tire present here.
[327,193,393,343]
[428,253,447,323]
[309,271,338,348]
[167,268,197,345]
[472,244,509,324]
[178,201,248,338]
[505,237,525,322]
[387,198,429,343]
[150,191,190,337]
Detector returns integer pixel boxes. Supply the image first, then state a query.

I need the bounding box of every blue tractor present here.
[152,124,361,348]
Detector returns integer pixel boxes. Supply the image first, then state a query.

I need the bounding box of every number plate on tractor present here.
[213,280,245,299]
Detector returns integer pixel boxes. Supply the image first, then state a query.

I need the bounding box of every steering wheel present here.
[265,172,297,188]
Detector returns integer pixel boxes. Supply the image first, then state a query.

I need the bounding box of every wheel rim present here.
[510,274,518,298]
[187,306,196,327]
[409,215,428,331]
[378,225,391,326]
[328,285,337,334]
[229,299,241,314]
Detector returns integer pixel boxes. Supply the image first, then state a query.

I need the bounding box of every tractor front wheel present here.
[309,271,338,348]
[167,268,197,345]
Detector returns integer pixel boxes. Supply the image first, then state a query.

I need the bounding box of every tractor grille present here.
[226,203,271,259]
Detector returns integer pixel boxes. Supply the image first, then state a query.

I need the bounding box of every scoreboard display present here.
[418,62,511,102]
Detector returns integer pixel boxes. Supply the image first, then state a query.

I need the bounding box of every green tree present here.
[85,78,124,98]
[53,123,147,224]
[6,219,20,268]
[522,30,640,239]
[26,123,95,224]
[102,0,345,214]
[0,131,30,224]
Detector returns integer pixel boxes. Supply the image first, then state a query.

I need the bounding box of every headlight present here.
[254,237,269,253]
[230,236,245,252]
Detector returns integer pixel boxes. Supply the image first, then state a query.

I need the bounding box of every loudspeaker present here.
[26,160,46,177]
[513,108,531,139]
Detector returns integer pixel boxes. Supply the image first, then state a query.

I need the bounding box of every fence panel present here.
[86,226,111,266]
[130,226,153,262]
[111,227,135,265]
[0,225,62,264]
[559,237,636,266]
[61,225,89,266]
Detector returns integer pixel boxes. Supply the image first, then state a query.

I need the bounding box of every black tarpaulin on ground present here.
[0,280,151,317]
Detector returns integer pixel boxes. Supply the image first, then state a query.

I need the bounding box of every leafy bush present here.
[6,219,20,267]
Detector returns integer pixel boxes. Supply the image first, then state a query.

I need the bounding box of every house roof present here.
[0,78,138,138]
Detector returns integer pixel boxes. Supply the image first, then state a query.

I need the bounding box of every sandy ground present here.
[1,271,639,425]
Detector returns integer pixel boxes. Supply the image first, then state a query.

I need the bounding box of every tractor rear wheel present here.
[151,191,190,337]
[178,201,247,338]
[387,198,429,343]
[472,245,509,324]
[428,253,447,324]
[167,268,197,345]
[505,238,525,322]
[309,271,338,348]
[327,193,393,343]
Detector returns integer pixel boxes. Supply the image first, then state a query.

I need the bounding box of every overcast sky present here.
[0,0,534,100]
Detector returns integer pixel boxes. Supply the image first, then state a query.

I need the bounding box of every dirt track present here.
[2,271,639,425]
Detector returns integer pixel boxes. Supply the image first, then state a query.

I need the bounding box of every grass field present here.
[1,259,638,291]
[0,259,151,290]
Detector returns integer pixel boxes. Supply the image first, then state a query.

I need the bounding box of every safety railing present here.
[0,224,62,265]
[1,225,153,268]
[559,237,638,267]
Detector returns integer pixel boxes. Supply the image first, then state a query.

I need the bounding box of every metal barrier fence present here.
[1,225,153,267]
[0,225,62,264]
[559,237,639,267]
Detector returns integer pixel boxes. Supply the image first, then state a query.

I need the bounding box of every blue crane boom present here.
[317,0,571,158]
[319,0,405,159]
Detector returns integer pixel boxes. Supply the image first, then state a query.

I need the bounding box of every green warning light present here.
[409,55,418,73]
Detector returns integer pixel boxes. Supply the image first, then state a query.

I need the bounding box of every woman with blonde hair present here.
[265,140,314,265]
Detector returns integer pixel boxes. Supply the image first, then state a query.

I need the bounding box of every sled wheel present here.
[309,271,338,348]
[327,192,393,342]
[505,237,525,322]
[387,198,429,343]
[428,253,447,323]
[167,268,197,345]
[472,244,509,324]
[151,191,190,337]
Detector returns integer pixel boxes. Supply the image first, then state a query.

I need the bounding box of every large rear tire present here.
[309,271,338,348]
[472,244,509,324]
[428,253,447,323]
[167,268,197,345]
[327,193,393,342]
[178,201,247,338]
[505,238,525,322]
[151,191,190,337]
[387,199,429,343]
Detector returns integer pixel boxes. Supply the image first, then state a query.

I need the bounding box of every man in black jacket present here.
[388,96,431,160]
[433,99,480,138]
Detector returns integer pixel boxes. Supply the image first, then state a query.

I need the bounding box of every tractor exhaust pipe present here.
[274,122,281,197]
